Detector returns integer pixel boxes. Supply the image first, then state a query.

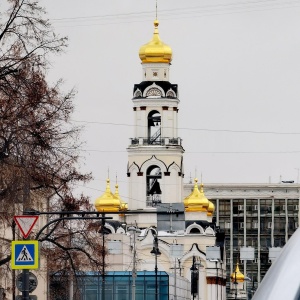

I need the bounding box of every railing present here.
[146,195,162,207]
[129,137,182,146]
[149,128,161,144]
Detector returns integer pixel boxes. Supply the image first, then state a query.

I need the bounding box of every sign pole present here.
[22,269,29,300]
[13,215,39,300]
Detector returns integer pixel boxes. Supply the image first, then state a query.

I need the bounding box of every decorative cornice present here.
[132,98,179,107]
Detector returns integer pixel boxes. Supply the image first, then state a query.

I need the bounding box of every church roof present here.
[230,263,245,283]
[139,20,172,64]
[184,179,210,212]
[95,179,126,212]
[133,81,178,99]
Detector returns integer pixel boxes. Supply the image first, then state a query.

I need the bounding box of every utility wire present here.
[51,0,300,22]
[49,0,300,28]
[71,120,300,136]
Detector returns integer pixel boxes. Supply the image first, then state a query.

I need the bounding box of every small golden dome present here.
[207,200,215,217]
[114,184,128,211]
[95,179,122,212]
[139,20,172,64]
[230,263,245,283]
[184,179,210,212]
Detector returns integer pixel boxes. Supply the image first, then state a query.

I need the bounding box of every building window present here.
[147,111,161,144]
[146,165,162,207]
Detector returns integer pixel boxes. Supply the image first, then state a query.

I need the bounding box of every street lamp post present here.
[128,226,141,300]
[150,236,161,300]
[234,271,237,300]
[190,256,199,300]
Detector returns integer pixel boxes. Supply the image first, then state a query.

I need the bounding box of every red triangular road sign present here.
[14,216,39,239]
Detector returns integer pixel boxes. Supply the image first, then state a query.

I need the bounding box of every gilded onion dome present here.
[114,184,128,211]
[230,263,245,283]
[139,20,172,64]
[95,179,122,212]
[207,200,215,217]
[184,179,210,212]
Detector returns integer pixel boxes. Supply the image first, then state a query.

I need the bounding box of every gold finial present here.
[200,183,204,193]
[154,0,159,28]
[138,5,172,64]
[106,178,111,192]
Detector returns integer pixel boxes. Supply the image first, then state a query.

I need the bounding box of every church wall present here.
[161,107,178,138]
[127,165,145,209]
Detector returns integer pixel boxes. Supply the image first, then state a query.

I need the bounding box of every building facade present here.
[93,19,226,300]
[184,182,300,298]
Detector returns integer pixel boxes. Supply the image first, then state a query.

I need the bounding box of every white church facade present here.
[93,19,227,300]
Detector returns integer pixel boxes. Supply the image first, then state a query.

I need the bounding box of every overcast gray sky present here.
[41,0,300,202]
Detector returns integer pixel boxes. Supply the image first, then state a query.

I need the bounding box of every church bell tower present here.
[127,20,185,210]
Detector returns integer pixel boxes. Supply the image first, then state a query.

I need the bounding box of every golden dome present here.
[114,184,128,211]
[230,263,245,283]
[207,200,215,217]
[184,179,210,212]
[95,179,122,212]
[139,20,172,64]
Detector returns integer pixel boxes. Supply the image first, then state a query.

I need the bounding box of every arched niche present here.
[146,165,162,207]
[147,110,161,144]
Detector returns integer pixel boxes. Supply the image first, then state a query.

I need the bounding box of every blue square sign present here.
[11,241,39,269]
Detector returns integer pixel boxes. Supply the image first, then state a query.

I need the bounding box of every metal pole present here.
[12,220,16,300]
[128,226,142,300]
[155,252,158,300]
[216,261,218,300]
[235,271,237,300]
[174,258,177,300]
[131,229,138,300]
[101,214,105,300]
[192,256,195,300]
[22,269,29,300]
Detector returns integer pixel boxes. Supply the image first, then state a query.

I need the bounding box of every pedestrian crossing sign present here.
[11,241,39,269]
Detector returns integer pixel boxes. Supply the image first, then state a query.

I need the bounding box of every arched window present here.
[147,111,161,144]
[190,228,201,234]
[146,165,162,207]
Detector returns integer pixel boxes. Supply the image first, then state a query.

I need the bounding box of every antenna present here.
[156,0,158,19]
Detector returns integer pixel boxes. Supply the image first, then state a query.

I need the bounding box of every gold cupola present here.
[230,263,245,283]
[139,19,172,64]
[114,183,128,211]
[184,179,210,212]
[207,200,215,217]
[95,179,122,212]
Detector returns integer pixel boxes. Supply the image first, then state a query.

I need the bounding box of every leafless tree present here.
[0,0,67,79]
[0,1,106,297]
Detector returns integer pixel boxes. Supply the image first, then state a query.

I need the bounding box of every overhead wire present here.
[71,119,300,136]
[49,0,300,28]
